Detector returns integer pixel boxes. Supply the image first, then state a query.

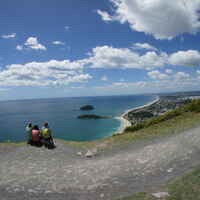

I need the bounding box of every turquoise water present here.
[0,95,157,142]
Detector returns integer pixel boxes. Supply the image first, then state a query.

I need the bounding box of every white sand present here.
[116,96,160,134]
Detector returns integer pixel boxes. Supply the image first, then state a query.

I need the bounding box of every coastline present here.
[117,96,160,134]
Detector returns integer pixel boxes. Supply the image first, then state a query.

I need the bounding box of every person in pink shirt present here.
[31,125,42,147]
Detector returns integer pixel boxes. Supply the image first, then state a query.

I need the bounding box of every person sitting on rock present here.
[25,122,33,145]
[41,122,55,149]
[31,125,42,147]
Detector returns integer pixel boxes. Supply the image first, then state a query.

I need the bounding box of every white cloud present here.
[87,46,167,70]
[25,37,47,51]
[165,69,173,74]
[197,70,200,74]
[65,26,70,31]
[101,75,108,81]
[112,82,129,87]
[99,0,200,39]
[98,75,200,95]
[86,46,200,69]
[0,60,91,87]
[148,70,169,80]
[69,74,92,83]
[3,43,200,90]
[52,41,65,45]
[2,33,16,39]
[148,70,190,81]
[174,71,190,79]
[169,50,200,67]
[96,9,113,21]
[133,43,158,51]
[16,45,23,51]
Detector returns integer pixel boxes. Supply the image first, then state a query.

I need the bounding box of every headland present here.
[119,93,200,133]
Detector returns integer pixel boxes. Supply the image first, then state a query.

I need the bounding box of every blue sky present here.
[1,0,200,100]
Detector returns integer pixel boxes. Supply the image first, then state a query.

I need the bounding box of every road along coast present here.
[117,96,160,133]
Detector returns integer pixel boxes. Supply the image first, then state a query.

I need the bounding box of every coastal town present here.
[123,94,200,126]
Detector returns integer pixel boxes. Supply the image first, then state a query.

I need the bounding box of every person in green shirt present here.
[25,122,33,144]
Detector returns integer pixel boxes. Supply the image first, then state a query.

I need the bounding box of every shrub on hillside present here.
[125,123,145,132]
[125,109,183,132]
[183,99,200,113]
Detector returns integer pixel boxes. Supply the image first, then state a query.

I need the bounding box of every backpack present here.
[32,130,40,142]
[42,128,51,138]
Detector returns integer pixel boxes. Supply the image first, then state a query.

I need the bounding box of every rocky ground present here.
[1,126,200,200]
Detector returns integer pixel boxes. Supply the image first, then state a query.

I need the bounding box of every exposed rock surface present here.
[1,126,200,199]
[152,192,170,198]
[85,150,94,158]
[77,151,83,156]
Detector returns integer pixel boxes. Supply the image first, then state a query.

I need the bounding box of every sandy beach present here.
[117,96,160,133]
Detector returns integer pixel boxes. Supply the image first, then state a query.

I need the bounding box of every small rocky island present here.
[80,105,94,111]
[78,114,111,119]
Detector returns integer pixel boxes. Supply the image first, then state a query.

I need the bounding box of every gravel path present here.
[1,127,200,200]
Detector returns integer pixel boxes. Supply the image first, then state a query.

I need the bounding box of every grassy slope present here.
[115,99,200,200]
[117,167,200,200]
[167,168,200,200]
[65,99,200,150]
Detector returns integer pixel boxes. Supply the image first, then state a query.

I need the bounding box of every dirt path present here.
[1,126,200,200]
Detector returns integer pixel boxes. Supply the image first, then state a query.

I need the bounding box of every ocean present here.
[0,95,157,142]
